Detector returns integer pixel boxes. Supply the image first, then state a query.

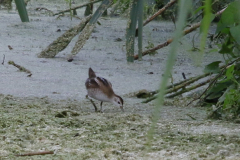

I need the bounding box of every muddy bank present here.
[0,94,240,159]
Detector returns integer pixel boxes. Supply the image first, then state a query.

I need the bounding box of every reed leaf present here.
[146,0,192,148]
[126,0,138,62]
[38,15,92,58]
[199,0,213,63]
[137,0,143,60]
[14,0,29,22]
[68,0,113,61]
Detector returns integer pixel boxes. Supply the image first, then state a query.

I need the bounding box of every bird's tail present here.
[89,68,96,78]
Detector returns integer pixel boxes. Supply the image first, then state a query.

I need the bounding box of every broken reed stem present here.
[149,72,213,96]
[8,61,32,76]
[53,0,102,16]
[15,151,54,156]
[166,76,214,98]
[142,57,240,104]
[142,76,214,103]
[134,7,227,60]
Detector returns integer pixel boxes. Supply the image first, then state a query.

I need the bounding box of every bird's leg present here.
[100,101,103,113]
[86,95,98,112]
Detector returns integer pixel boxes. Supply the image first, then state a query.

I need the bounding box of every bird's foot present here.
[96,109,103,113]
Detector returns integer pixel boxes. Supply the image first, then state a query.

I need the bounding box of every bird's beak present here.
[120,106,124,112]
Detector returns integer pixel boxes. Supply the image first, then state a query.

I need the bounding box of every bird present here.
[85,68,124,112]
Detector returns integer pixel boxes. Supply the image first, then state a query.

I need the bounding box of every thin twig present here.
[53,0,102,16]
[186,113,196,120]
[2,54,5,65]
[15,151,54,156]
[166,76,214,98]
[135,0,178,36]
[8,61,32,77]
[182,72,186,79]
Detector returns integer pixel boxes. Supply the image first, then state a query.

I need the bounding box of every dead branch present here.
[8,61,32,77]
[135,0,178,36]
[53,0,102,16]
[15,151,54,156]
[134,7,227,60]
[37,15,92,58]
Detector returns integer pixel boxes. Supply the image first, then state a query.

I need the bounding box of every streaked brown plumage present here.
[85,68,124,112]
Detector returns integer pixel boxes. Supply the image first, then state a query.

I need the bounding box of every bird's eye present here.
[118,101,120,104]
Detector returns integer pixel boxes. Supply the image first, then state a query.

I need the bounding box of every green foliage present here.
[222,88,240,118]
[115,0,131,14]
[64,0,73,20]
[145,41,157,55]
[203,0,240,121]
[203,61,221,74]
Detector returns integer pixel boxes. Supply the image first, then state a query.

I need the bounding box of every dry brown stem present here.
[53,0,102,16]
[15,151,54,156]
[8,61,32,77]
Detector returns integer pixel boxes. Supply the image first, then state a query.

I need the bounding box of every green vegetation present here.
[202,0,240,120]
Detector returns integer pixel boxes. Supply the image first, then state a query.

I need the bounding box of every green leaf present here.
[216,0,240,33]
[208,48,218,53]
[219,37,234,55]
[226,65,235,80]
[204,61,221,73]
[218,85,235,103]
[194,6,205,14]
[200,0,212,54]
[230,25,240,45]
[206,81,233,100]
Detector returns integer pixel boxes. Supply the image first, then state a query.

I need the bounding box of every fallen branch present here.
[15,151,54,157]
[142,57,240,104]
[149,71,213,96]
[135,0,178,36]
[134,7,227,60]
[53,0,102,16]
[8,61,32,77]
[166,76,214,98]
[142,76,214,103]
